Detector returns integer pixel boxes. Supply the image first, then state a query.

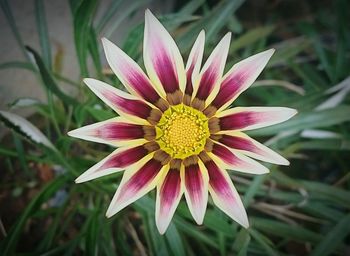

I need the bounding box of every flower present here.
[68,9,297,234]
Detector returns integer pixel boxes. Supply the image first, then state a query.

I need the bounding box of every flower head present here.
[68,9,297,234]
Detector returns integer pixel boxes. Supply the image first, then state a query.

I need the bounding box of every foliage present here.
[0,0,349,255]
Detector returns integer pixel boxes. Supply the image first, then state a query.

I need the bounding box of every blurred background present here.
[0,0,349,255]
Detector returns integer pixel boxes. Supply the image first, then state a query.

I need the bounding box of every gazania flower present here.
[68,9,297,234]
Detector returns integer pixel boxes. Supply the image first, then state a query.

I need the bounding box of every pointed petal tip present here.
[67,129,77,138]
[156,220,167,235]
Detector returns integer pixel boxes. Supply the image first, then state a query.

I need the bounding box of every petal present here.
[144,10,186,104]
[201,156,249,228]
[75,142,159,183]
[182,161,208,224]
[84,78,162,125]
[192,33,231,110]
[212,132,289,165]
[209,142,269,175]
[184,30,205,105]
[102,38,167,110]
[216,107,297,131]
[156,167,183,234]
[67,117,154,147]
[106,153,166,217]
[207,49,275,115]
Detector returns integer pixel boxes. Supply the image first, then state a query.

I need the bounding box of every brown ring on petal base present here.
[183,155,199,167]
[169,158,182,170]
[166,90,183,105]
[144,141,160,152]
[155,98,169,112]
[203,105,217,118]
[208,117,220,133]
[198,151,211,163]
[154,150,171,165]
[210,134,222,141]
[143,126,157,140]
[191,97,205,111]
[204,139,214,152]
[147,109,162,125]
[183,93,192,106]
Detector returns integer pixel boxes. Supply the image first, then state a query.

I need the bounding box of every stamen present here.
[156,104,210,159]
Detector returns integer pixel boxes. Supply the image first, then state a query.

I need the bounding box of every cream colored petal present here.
[217,107,297,131]
[67,117,148,147]
[202,157,249,228]
[192,33,231,106]
[155,165,183,234]
[106,153,166,217]
[144,9,186,95]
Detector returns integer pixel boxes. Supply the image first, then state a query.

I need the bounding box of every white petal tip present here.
[279,158,290,166]
[193,215,204,225]
[156,222,168,235]
[67,130,77,138]
[106,209,116,218]
[75,174,90,184]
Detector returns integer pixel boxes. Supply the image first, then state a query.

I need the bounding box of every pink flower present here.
[68,9,297,234]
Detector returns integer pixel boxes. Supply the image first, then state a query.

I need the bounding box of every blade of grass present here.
[310,213,350,256]
[35,0,52,69]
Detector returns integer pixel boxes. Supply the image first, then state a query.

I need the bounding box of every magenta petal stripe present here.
[183,161,208,224]
[203,158,249,228]
[102,38,162,105]
[214,132,289,165]
[106,154,165,217]
[144,10,186,96]
[209,49,275,113]
[75,144,157,183]
[156,167,182,234]
[217,107,297,131]
[184,30,205,99]
[210,142,268,174]
[192,33,231,109]
[67,117,155,146]
[84,78,157,123]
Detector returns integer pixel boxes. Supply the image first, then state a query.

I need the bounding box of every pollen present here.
[156,104,210,159]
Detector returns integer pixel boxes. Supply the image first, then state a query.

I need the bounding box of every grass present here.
[0,0,349,255]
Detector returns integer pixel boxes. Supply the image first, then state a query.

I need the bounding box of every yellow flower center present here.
[156,104,209,159]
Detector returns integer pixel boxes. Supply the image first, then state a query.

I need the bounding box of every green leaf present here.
[249,229,279,256]
[165,223,186,256]
[35,0,52,69]
[229,26,275,53]
[72,0,97,77]
[252,218,323,243]
[0,176,67,255]
[26,46,77,106]
[0,0,30,61]
[310,213,350,256]
[0,61,35,71]
[0,110,55,150]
